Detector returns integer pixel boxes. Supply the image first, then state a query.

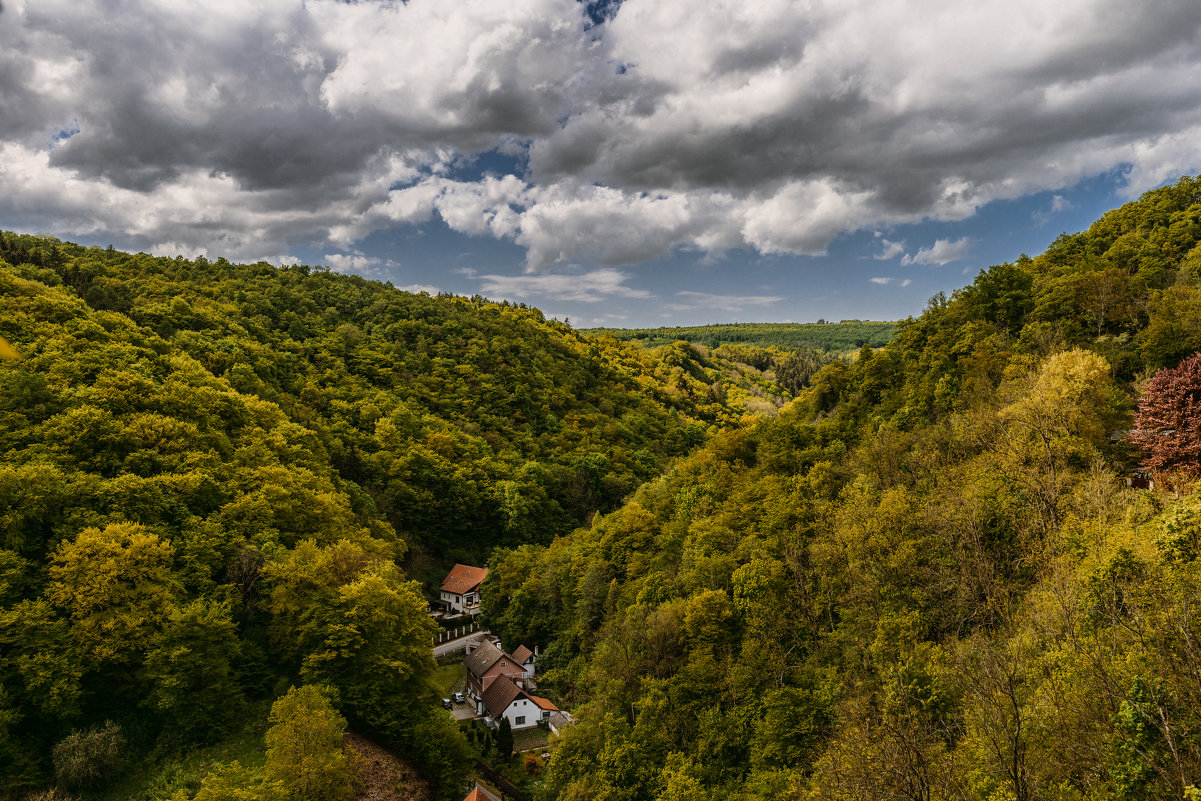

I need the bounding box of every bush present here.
[23,790,77,801]
[52,721,126,789]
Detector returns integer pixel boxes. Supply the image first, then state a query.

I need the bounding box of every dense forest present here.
[482,176,1201,800]
[583,321,896,353]
[0,234,795,800]
[4,174,1201,801]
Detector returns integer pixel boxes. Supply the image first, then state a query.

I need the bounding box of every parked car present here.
[453,691,465,703]
[442,698,452,709]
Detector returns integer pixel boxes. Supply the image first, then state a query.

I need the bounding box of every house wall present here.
[499,697,540,730]
[440,587,481,614]
[467,660,525,700]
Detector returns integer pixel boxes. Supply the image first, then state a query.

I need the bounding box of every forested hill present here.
[583,320,896,352]
[0,234,800,799]
[0,234,799,567]
[482,176,1201,800]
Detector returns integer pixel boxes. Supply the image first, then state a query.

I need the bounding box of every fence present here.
[433,620,481,645]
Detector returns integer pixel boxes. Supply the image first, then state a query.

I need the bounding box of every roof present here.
[529,694,559,712]
[512,644,533,664]
[547,711,574,730]
[441,564,487,594]
[464,639,525,680]
[481,675,527,718]
[464,640,504,678]
[463,786,498,801]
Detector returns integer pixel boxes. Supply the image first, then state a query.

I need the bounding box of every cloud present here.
[478,267,652,302]
[869,277,912,287]
[667,290,785,313]
[2,0,1201,267]
[324,252,382,273]
[901,237,972,266]
[874,239,906,260]
[394,283,441,295]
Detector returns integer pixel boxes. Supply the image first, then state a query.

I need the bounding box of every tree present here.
[46,522,180,669]
[1128,352,1201,476]
[140,598,244,743]
[264,685,354,801]
[495,716,514,761]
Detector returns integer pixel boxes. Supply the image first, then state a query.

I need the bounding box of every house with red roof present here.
[440,563,486,614]
[462,783,499,801]
[480,674,560,730]
[464,640,526,705]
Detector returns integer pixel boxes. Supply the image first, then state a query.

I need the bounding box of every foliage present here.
[51,721,126,789]
[495,717,514,761]
[1128,351,1201,476]
[6,176,1201,799]
[584,321,896,351]
[263,686,353,801]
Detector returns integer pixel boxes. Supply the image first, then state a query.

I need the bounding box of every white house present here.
[480,675,559,730]
[440,563,486,614]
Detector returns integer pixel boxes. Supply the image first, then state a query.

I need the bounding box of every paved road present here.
[433,629,489,658]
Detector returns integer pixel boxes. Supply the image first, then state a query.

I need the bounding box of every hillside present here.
[582,320,896,352]
[0,237,792,800]
[6,176,1201,801]
[481,176,1201,800]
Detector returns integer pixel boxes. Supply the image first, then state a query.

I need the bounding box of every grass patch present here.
[431,662,465,698]
[91,702,271,801]
[512,727,549,753]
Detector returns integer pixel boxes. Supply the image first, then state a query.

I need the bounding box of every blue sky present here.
[2,0,1201,328]
[289,169,1130,327]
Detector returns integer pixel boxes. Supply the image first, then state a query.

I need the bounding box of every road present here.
[433,629,490,658]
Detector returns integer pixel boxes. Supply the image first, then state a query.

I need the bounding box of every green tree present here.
[140,598,244,743]
[46,522,180,668]
[264,685,354,801]
[495,716,514,761]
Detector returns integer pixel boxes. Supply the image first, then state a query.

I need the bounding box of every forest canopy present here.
[4,176,1201,800]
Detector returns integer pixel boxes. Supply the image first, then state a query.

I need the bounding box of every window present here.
[515,716,525,725]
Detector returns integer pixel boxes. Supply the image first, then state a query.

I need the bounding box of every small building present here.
[529,693,559,722]
[464,640,527,710]
[512,644,536,677]
[547,710,575,735]
[480,675,548,730]
[440,564,487,614]
[463,783,499,801]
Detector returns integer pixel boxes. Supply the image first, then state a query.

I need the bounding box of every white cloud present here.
[324,252,381,273]
[478,267,652,303]
[874,239,906,260]
[901,237,973,266]
[394,284,441,295]
[2,0,1201,268]
[869,277,912,287]
[667,290,785,313]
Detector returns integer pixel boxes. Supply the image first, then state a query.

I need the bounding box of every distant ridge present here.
[581,320,896,352]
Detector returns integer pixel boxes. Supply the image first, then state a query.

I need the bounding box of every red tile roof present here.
[529,694,559,712]
[463,787,492,801]
[441,564,487,594]
[512,644,533,664]
[481,675,526,718]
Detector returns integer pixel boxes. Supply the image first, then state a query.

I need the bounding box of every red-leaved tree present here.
[1128,352,1201,474]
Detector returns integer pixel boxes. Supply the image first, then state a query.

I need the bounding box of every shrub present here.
[51,721,126,789]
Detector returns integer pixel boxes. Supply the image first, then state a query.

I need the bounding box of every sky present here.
[2,0,1201,328]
